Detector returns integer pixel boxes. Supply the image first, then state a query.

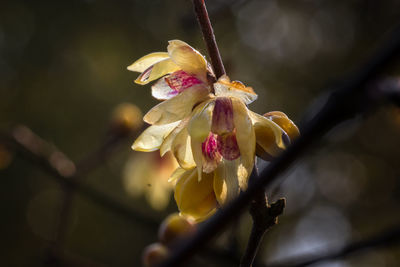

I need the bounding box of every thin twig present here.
[240,163,285,267]
[240,192,285,267]
[264,223,400,267]
[193,0,226,79]
[159,22,400,267]
[0,127,160,229]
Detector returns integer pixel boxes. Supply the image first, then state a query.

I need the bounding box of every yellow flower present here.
[128,40,213,125]
[132,75,299,221]
[123,151,178,210]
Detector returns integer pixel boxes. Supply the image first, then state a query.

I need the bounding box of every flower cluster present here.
[128,40,299,222]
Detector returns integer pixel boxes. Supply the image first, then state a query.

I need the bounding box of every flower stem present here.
[192,0,226,79]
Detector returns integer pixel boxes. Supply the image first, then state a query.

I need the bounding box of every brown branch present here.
[193,0,226,79]
[240,191,285,267]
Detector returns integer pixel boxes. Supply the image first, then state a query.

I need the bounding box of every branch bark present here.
[192,0,226,79]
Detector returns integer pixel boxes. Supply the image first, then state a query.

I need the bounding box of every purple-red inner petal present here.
[165,70,202,93]
[217,133,240,160]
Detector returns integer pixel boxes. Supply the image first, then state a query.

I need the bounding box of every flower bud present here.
[0,143,13,170]
[110,103,143,135]
[142,243,168,267]
[158,213,197,247]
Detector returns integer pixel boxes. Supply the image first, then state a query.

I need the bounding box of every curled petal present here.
[232,98,255,182]
[211,97,234,135]
[160,118,189,156]
[127,52,170,73]
[249,111,286,159]
[264,111,300,141]
[152,70,204,100]
[188,100,214,141]
[171,126,196,170]
[131,121,180,152]
[174,169,217,222]
[214,75,257,104]
[135,58,180,85]
[188,100,215,180]
[213,159,240,205]
[167,40,208,82]
[144,84,210,125]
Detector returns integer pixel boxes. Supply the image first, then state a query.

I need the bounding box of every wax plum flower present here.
[127,40,213,125]
[123,151,178,210]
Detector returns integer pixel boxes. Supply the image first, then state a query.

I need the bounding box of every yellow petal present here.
[135,58,180,85]
[127,52,170,73]
[264,111,300,141]
[187,100,215,180]
[188,100,214,141]
[160,118,189,157]
[143,84,210,125]
[167,40,208,82]
[171,126,196,170]
[232,98,255,182]
[131,121,180,152]
[168,167,187,183]
[249,110,286,158]
[214,75,258,104]
[213,159,240,205]
[174,169,217,222]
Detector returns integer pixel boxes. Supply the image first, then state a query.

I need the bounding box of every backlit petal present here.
[211,97,234,135]
[151,70,205,101]
[131,121,180,152]
[264,111,300,141]
[249,110,287,159]
[214,75,257,104]
[174,169,217,222]
[168,167,187,183]
[135,58,180,85]
[232,98,255,182]
[127,52,170,73]
[167,40,208,82]
[160,118,189,156]
[171,126,196,170]
[213,159,240,205]
[144,84,210,125]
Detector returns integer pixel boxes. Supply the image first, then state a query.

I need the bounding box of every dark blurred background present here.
[1,0,400,266]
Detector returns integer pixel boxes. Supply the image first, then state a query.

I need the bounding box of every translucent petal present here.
[135,58,180,85]
[232,98,255,181]
[264,111,300,141]
[168,167,187,183]
[160,118,189,157]
[127,52,170,73]
[152,70,204,100]
[213,159,240,205]
[144,84,210,125]
[151,76,179,100]
[174,169,217,222]
[131,121,180,152]
[188,100,214,141]
[171,126,196,170]
[249,110,286,158]
[167,40,208,82]
[211,97,234,135]
[214,75,257,104]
